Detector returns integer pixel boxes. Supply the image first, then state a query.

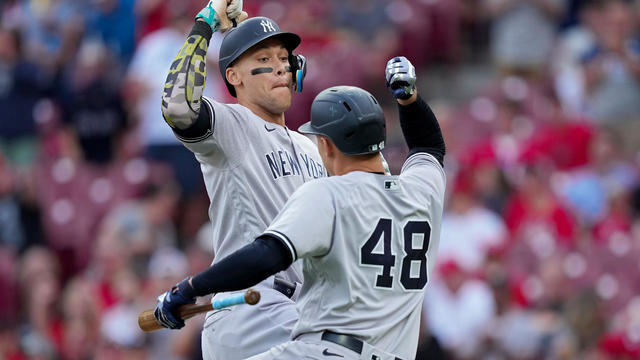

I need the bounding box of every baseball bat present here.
[138,289,261,332]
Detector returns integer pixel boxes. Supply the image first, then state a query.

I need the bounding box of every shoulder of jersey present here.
[404,152,445,174]
[226,102,251,113]
[289,130,317,148]
[202,97,240,111]
[299,175,333,191]
[309,172,352,191]
[203,97,255,119]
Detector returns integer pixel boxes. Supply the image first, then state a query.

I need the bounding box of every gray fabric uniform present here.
[181,96,325,360]
[249,152,446,360]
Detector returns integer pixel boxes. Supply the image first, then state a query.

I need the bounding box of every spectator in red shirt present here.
[503,166,577,247]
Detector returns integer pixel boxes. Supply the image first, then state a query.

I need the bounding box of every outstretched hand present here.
[385,56,416,101]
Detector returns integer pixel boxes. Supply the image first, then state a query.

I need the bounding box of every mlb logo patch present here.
[384,180,399,190]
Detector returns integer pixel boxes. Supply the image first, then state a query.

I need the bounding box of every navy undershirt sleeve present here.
[397,95,446,166]
[190,235,294,297]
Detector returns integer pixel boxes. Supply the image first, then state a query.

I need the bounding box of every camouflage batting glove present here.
[154,277,196,329]
[385,56,416,100]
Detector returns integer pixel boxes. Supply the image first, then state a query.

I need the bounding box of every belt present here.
[273,276,296,298]
[321,331,403,360]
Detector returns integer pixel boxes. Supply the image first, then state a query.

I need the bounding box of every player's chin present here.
[271,87,292,107]
[272,85,292,96]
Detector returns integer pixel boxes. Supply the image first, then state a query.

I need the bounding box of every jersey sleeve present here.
[177,98,252,167]
[400,152,446,196]
[261,180,335,260]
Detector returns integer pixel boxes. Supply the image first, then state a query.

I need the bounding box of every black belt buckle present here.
[321,331,404,360]
[273,276,296,298]
[321,331,363,354]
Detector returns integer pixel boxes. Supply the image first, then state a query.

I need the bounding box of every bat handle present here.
[178,303,215,319]
[138,303,214,333]
[138,289,261,332]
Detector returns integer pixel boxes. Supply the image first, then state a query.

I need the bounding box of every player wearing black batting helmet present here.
[219,16,306,97]
[299,86,386,156]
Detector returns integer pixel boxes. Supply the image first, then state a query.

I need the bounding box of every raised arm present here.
[161,0,247,140]
[161,20,214,140]
[385,56,446,166]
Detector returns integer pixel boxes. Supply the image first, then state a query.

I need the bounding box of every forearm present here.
[161,21,213,134]
[397,92,446,166]
[190,236,294,297]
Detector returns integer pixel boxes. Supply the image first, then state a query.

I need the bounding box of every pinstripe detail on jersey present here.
[174,98,216,143]
[401,152,445,178]
[404,152,438,167]
[175,128,212,143]
[263,230,298,261]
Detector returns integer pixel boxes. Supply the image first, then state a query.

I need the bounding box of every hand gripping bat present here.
[138,289,261,332]
[206,0,248,33]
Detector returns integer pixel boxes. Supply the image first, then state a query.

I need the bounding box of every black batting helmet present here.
[299,86,386,156]
[219,17,301,97]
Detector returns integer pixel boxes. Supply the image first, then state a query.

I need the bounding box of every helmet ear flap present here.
[289,54,306,93]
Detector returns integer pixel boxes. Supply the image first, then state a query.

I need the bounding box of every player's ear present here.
[226,67,241,87]
[320,137,335,159]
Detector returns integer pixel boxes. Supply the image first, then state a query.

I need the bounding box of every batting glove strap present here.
[154,277,197,329]
[195,1,221,32]
[385,56,416,100]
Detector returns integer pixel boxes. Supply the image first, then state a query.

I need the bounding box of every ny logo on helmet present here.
[260,19,276,33]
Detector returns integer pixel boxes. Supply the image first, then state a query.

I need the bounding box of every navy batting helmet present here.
[299,86,386,156]
[219,17,301,97]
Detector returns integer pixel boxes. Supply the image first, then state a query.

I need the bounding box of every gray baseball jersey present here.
[177,97,325,360]
[179,96,326,283]
[261,152,446,360]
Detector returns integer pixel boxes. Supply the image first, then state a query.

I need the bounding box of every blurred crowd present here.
[1,0,640,359]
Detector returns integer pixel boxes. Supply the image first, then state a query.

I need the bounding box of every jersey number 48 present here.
[360,218,431,291]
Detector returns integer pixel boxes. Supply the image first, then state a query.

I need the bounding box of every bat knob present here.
[244,289,261,305]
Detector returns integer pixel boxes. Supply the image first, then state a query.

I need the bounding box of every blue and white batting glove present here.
[154,277,196,330]
[385,56,416,100]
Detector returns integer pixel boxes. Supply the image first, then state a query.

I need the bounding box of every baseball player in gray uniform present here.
[156,1,325,359]
[155,56,445,360]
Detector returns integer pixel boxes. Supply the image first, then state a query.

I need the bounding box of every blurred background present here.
[1,0,640,359]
